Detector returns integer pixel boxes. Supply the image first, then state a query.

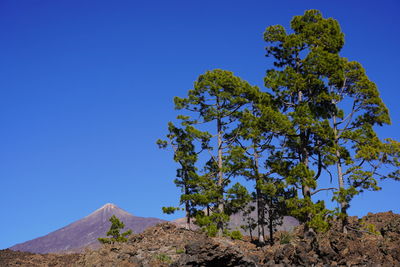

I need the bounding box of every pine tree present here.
[327,59,400,232]
[263,9,400,232]
[230,91,291,244]
[260,177,295,245]
[174,69,256,236]
[157,122,202,230]
[264,9,346,231]
[98,215,132,244]
[240,204,257,241]
[160,9,400,239]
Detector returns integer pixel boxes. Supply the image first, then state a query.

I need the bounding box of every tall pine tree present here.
[327,59,400,232]
[264,9,345,231]
[231,90,291,243]
[157,123,204,229]
[174,69,256,236]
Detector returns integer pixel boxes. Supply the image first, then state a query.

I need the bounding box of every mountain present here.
[172,203,299,235]
[228,208,299,234]
[10,203,166,254]
[10,203,298,254]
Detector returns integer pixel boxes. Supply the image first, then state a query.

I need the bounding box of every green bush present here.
[229,230,243,240]
[195,213,227,237]
[279,231,293,244]
[154,253,172,263]
[176,248,185,254]
[360,220,381,236]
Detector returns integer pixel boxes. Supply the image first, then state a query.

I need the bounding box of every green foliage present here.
[262,9,399,233]
[225,183,252,215]
[171,69,259,236]
[240,204,257,240]
[194,211,229,237]
[98,215,132,244]
[162,206,181,214]
[229,230,243,240]
[258,177,294,244]
[263,9,347,230]
[279,231,293,244]
[157,122,202,226]
[154,253,172,263]
[286,197,331,232]
[360,220,381,236]
[176,248,185,254]
[320,18,400,225]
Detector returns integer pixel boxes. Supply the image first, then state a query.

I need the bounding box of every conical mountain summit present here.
[10,204,166,254]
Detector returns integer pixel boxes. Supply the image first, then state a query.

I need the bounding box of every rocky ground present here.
[1,211,399,266]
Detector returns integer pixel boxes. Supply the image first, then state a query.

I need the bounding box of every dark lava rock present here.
[0,249,79,267]
[173,238,257,267]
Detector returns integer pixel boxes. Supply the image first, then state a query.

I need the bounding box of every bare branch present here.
[206,148,218,164]
[347,226,380,235]
[336,100,356,131]
[311,187,338,196]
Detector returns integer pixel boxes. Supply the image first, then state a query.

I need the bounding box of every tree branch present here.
[311,187,337,196]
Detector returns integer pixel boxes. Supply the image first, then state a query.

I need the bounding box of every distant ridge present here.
[10,203,166,254]
[172,203,299,234]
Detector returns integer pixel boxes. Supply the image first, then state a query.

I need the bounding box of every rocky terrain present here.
[2,211,399,266]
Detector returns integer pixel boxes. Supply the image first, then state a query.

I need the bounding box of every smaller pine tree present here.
[98,215,132,244]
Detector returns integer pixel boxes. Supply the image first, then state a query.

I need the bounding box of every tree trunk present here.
[301,153,311,198]
[254,146,265,244]
[185,186,191,230]
[217,113,224,237]
[298,91,311,200]
[298,90,312,231]
[301,136,312,232]
[269,208,274,245]
[186,210,191,230]
[333,115,348,233]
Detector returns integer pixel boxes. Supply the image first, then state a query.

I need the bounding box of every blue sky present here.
[1,0,399,249]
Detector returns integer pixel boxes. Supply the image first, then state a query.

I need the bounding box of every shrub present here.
[229,230,243,240]
[360,220,381,236]
[154,253,172,263]
[176,248,185,254]
[279,231,293,244]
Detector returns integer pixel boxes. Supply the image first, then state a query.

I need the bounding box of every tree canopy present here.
[159,9,400,242]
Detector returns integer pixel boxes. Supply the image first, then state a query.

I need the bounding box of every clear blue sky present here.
[1,0,399,249]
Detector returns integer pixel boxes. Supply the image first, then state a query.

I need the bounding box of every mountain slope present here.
[172,203,299,235]
[10,203,166,254]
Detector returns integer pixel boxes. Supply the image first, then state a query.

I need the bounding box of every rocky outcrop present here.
[75,223,206,266]
[172,238,257,267]
[262,211,400,266]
